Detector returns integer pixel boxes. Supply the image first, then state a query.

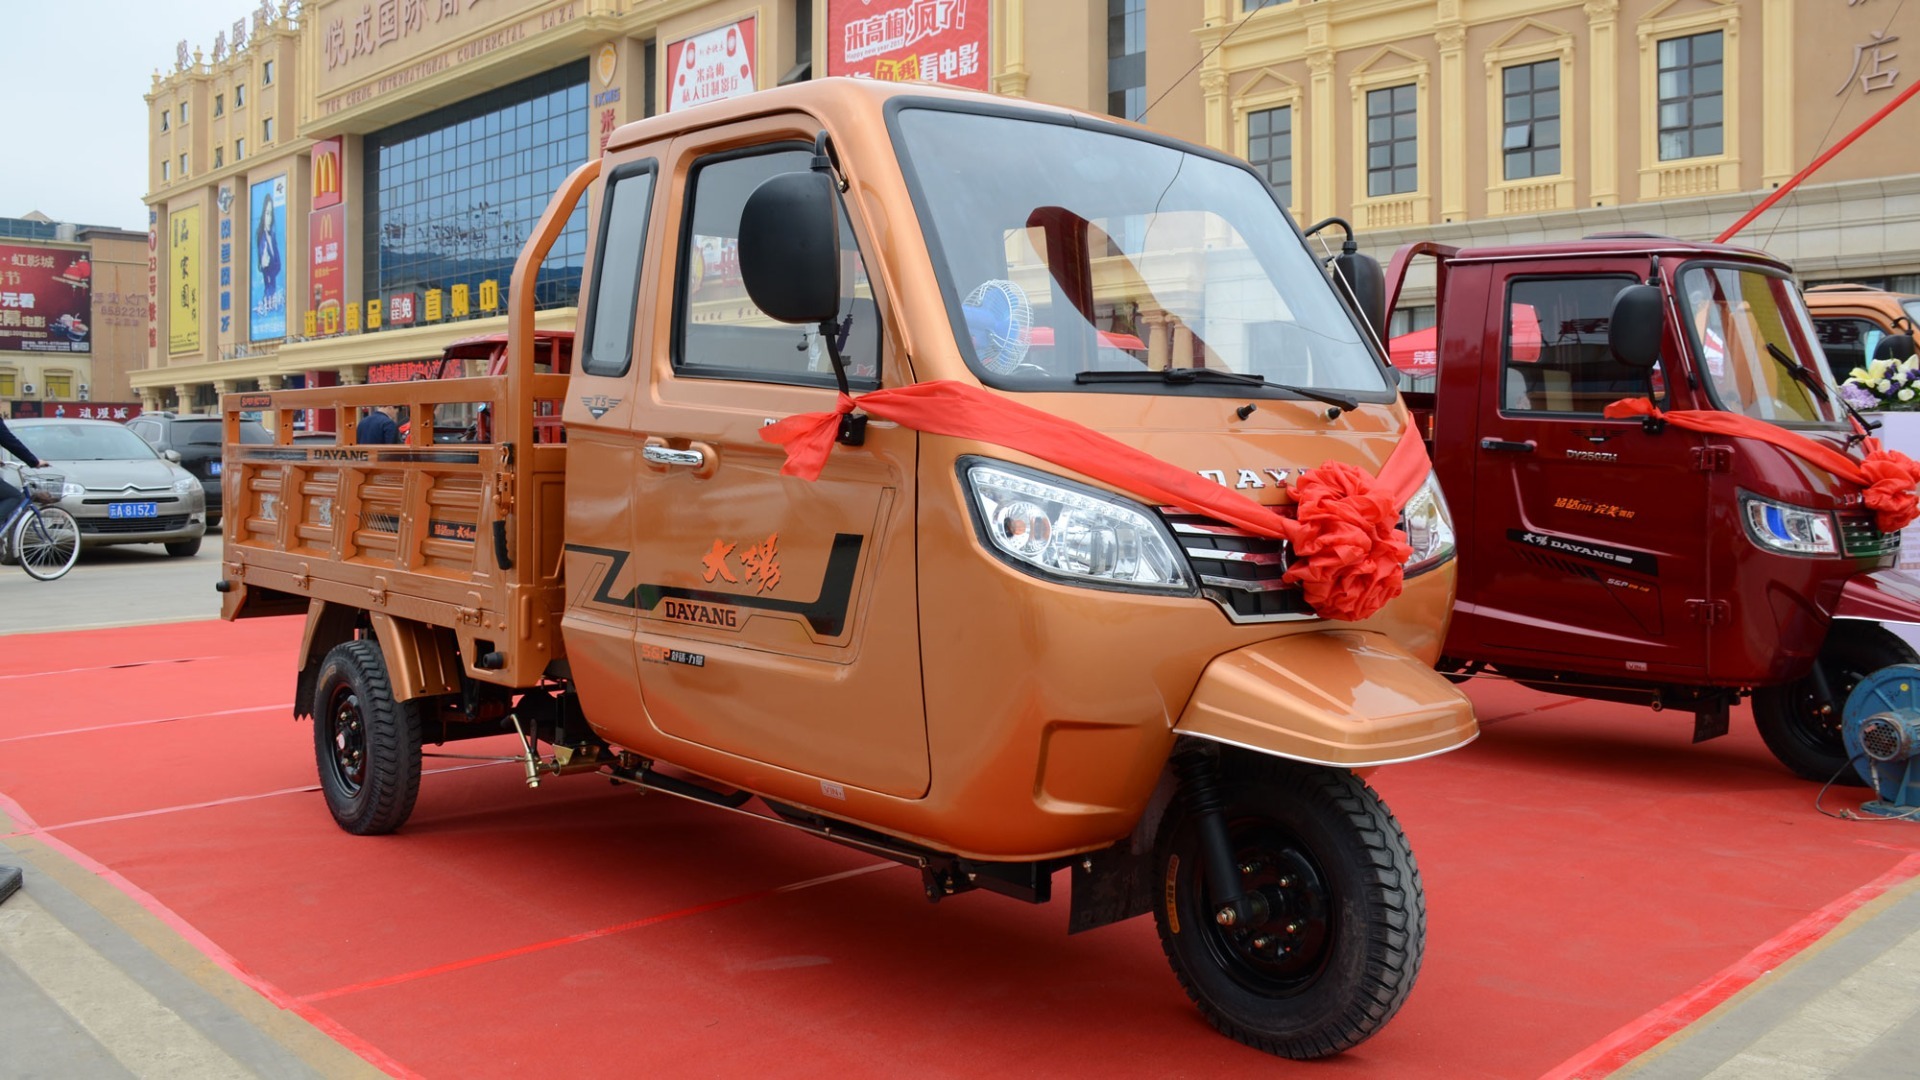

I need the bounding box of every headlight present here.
[60,482,86,498]
[173,476,200,494]
[1741,493,1837,556]
[961,459,1191,591]
[1401,471,1456,575]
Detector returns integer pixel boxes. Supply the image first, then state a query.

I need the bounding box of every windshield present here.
[12,422,163,461]
[1679,265,1844,427]
[891,108,1389,396]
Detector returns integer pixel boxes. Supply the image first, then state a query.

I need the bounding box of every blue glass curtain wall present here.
[363,61,590,322]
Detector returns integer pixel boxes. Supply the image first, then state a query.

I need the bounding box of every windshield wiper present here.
[1766,341,1877,442]
[1074,368,1360,412]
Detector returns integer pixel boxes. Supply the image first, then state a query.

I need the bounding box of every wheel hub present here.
[1207,830,1334,990]
[328,691,367,792]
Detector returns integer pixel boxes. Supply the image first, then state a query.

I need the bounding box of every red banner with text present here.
[827,0,986,90]
[0,243,92,354]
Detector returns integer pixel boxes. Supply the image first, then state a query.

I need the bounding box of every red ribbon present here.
[1603,398,1920,533]
[760,380,1430,622]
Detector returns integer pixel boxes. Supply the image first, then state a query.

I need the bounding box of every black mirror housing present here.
[1332,251,1386,343]
[1609,284,1666,369]
[738,171,840,325]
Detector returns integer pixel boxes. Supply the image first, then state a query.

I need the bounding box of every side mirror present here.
[1609,284,1666,369]
[163,449,182,463]
[1332,251,1386,343]
[738,170,840,325]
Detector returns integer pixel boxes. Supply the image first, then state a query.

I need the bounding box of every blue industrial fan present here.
[1841,664,1920,819]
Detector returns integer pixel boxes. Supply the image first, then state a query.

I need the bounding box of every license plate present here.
[208,461,222,477]
[108,502,159,519]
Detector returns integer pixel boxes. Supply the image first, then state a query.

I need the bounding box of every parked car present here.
[1,418,206,558]
[1803,283,1920,381]
[125,412,270,528]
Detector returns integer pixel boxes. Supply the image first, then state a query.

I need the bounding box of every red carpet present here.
[4,618,1918,1078]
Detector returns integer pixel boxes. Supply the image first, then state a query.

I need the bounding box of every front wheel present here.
[1752,622,1918,785]
[1153,751,1425,1060]
[312,640,422,834]
[164,536,201,558]
[16,507,80,581]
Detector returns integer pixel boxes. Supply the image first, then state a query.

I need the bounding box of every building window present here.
[1366,84,1418,197]
[234,138,245,160]
[1502,60,1561,180]
[179,153,188,176]
[779,0,813,85]
[263,59,274,85]
[1657,31,1723,160]
[1247,106,1292,207]
[214,147,224,168]
[1107,0,1146,120]
[364,62,591,319]
[160,110,170,133]
[235,83,246,108]
[0,369,15,397]
[179,102,190,124]
[1244,0,1291,9]
[161,160,170,182]
[262,117,274,143]
[44,372,73,400]
[214,94,225,117]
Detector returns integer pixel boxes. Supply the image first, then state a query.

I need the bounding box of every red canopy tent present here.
[1387,325,1438,377]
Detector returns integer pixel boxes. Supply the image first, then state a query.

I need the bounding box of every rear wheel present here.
[1153,752,1424,1059]
[1753,622,1917,785]
[16,507,80,581]
[312,640,422,834]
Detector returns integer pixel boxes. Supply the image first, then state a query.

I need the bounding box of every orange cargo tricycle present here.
[221,81,1475,1058]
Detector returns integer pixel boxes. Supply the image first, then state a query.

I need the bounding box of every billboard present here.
[312,138,343,210]
[827,0,986,90]
[169,206,201,354]
[665,16,758,111]
[309,204,346,336]
[249,176,288,342]
[0,243,92,354]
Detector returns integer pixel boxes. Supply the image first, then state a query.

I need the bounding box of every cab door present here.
[623,119,927,798]
[1458,266,1710,676]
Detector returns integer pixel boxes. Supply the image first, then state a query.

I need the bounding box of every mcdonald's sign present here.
[312,138,343,210]
[309,204,345,335]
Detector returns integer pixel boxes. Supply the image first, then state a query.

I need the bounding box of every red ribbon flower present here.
[1277,462,1415,623]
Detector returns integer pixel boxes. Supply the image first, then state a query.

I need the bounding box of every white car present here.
[2,418,208,557]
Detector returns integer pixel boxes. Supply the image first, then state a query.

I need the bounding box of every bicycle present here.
[1,466,81,581]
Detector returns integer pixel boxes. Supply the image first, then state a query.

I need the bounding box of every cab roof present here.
[1439,235,1788,271]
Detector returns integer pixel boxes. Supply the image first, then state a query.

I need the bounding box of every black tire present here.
[312,640,422,834]
[1753,622,1918,786]
[1152,752,1424,1060]
[164,536,201,558]
[207,514,222,530]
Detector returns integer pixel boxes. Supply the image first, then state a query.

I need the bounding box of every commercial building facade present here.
[0,215,147,421]
[140,0,1920,410]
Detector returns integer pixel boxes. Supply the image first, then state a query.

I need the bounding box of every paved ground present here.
[3,576,1919,1076]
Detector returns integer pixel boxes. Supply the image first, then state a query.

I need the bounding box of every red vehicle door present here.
[1453,264,1710,677]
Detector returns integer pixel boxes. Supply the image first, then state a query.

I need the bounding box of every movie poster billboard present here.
[0,243,92,354]
[309,204,345,336]
[312,138,343,210]
[249,176,288,342]
[665,17,757,112]
[827,0,986,90]
[169,206,201,353]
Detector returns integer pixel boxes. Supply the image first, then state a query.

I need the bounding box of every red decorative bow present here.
[761,380,1431,622]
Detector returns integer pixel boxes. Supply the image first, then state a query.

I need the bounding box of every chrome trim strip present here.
[1184,547,1287,565]
[1176,727,1480,769]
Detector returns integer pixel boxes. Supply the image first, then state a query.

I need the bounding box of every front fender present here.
[1834,570,1920,628]
[1173,630,1478,768]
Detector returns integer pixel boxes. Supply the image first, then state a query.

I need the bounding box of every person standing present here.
[256,198,282,306]
[356,404,400,445]
[0,413,50,527]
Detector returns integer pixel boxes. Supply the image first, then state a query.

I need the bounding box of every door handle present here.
[1479,437,1536,453]
[643,445,706,467]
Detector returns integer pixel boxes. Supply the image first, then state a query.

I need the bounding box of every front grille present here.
[1838,510,1902,558]
[1159,507,1315,623]
[81,495,181,506]
[79,514,191,535]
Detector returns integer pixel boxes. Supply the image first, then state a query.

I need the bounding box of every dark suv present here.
[126,413,270,528]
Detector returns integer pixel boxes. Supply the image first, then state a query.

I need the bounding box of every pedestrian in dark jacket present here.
[0,414,50,527]
[357,405,400,445]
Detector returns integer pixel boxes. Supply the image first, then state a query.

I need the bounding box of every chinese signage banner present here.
[312,138,344,210]
[169,206,201,354]
[665,17,758,112]
[250,176,288,341]
[0,243,92,354]
[827,0,986,90]
[309,204,346,336]
[7,401,141,422]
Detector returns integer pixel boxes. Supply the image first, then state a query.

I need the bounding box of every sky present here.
[0,1,263,231]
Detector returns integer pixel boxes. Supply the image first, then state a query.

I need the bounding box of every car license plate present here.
[108,502,159,519]
[208,461,222,477]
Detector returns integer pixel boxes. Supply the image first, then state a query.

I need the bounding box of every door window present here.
[673,146,882,387]
[1501,275,1657,414]
[580,162,656,377]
